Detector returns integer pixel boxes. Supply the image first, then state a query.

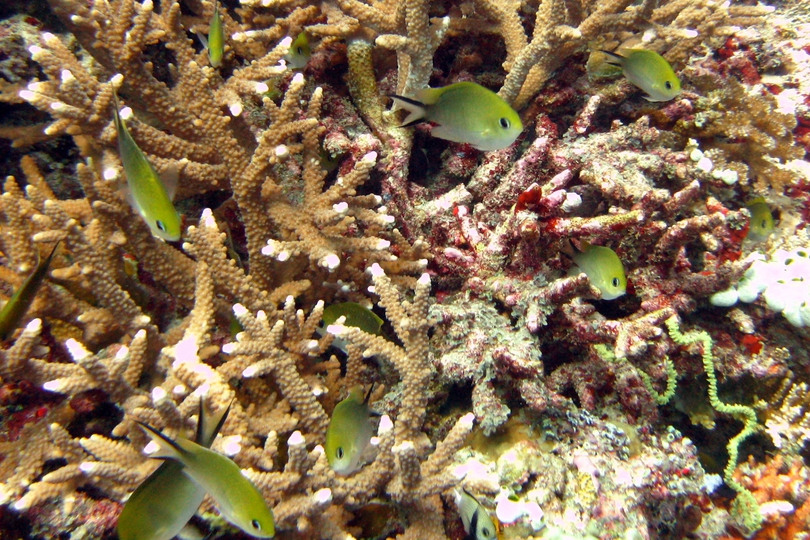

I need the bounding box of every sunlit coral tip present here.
[369,263,385,277]
[65,338,92,361]
[314,488,332,505]
[151,386,168,402]
[288,431,305,446]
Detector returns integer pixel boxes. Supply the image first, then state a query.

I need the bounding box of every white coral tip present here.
[458,412,475,429]
[255,82,269,93]
[43,379,65,392]
[174,337,199,364]
[313,488,332,505]
[288,431,305,446]
[292,72,304,84]
[221,435,242,456]
[326,323,347,336]
[376,239,391,249]
[279,35,293,47]
[378,414,393,435]
[233,303,248,317]
[418,272,431,286]
[143,441,160,454]
[79,462,97,473]
[110,73,124,85]
[333,202,349,214]
[243,364,259,377]
[151,386,168,403]
[222,342,237,354]
[369,263,385,278]
[321,253,340,270]
[362,151,378,163]
[229,102,243,117]
[65,338,91,361]
[25,318,42,333]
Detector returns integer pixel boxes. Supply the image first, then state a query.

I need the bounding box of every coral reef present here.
[0,0,809,539]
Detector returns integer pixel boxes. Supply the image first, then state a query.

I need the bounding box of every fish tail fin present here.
[600,49,624,65]
[389,95,426,127]
[137,422,189,460]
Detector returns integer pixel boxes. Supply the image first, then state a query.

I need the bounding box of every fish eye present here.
[665,80,673,90]
[155,220,166,232]
[482,527,491,537]
[336,447,344,459]
[499,117,510,129]
[252,519,261,530]
[761,219,768,228]
[296,47,303,54]
[612,277,620,287]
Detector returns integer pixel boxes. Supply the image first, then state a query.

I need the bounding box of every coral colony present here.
[2,0,810,538]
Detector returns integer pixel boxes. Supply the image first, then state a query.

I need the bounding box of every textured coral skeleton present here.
[0,0,809,538]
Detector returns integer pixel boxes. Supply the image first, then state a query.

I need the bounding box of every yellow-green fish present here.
[208,1,224,68]
[0,243,57,341]
[284,32,311,70]
[745,197,774,242]
[602,49,681,102]
[112,92,182,241]
[137,416,275,537]
[390,82,523,151]
[453,488,498,540]
[325,385,374,475]
[118,399,230,540]
[571,241,627,300]
[322,302,383,335]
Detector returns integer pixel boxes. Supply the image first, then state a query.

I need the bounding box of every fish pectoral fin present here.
[194,29,210,51]
[160,158,186,202]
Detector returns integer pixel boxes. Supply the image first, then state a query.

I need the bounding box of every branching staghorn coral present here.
[676,71,805,193]
[496,0,774,109]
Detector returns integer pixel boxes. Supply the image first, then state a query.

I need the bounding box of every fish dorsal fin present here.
[415,87,444,105]
[600,49,624,66]
[389,95,426,127]
[137,421,191,460]
[196,397,232,448]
